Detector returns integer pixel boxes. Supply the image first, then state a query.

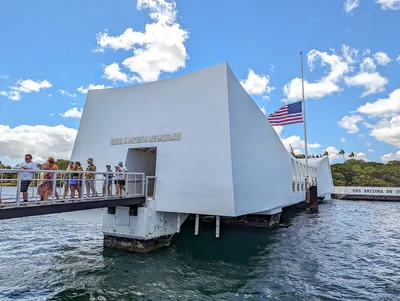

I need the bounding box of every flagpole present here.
[300,51,310,188]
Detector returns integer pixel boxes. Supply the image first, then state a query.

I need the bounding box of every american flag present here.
[267,101,303,126]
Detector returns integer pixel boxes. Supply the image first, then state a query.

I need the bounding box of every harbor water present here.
[0,187,399,300]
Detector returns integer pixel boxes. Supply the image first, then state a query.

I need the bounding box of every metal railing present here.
[0,169,147,208]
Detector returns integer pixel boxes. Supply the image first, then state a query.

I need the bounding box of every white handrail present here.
[0,169,147,207]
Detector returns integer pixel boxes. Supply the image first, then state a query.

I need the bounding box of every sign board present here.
[334,186,400,196]
[111,132,182,145]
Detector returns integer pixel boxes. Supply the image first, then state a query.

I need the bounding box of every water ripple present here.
[0,198,399,300]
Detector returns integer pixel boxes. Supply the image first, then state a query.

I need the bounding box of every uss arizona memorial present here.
[72,62,333,252]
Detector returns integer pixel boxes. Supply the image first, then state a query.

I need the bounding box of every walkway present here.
[0,168,156,220]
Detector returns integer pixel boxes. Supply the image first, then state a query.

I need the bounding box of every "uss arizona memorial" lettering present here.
[111,132,182,145]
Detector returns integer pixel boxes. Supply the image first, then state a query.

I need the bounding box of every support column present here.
[309,185,318,212]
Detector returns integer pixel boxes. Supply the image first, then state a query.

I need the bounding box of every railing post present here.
[105,173,108,200]
[145,176,149,207]
[0,171,3,203]
[35,172,40,203]
[134,174,137,196]
[125,172,128,198]
[52,171,57,203]
[153,177,157,200]
[16,172,21,206]
[142,174,145,197]
[81,173,86,201]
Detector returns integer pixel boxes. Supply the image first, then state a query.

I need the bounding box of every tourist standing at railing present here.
[85,158,98,197]
[38,157,59,201]
[115,162,127,196]
[70,161,83,199]
[19,154,37,202]
[103,165,114,196]
[62,161,74,199]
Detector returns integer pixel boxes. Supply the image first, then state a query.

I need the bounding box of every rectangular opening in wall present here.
[125,147,157,198]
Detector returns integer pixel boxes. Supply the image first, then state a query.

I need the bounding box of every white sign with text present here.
[334,186,400,196]
[111,132,182,145]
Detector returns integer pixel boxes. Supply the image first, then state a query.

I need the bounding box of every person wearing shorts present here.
[103,165,114,196]
[20,154,37,202]
[115,165,126,196]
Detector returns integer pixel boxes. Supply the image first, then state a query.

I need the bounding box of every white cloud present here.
[338,114,363,133]
[273,126,320,156]
[325,146,340,161]
[360,57,376,72]
[376,0,400,10]
[0,124,77,162]
[96,0,189,83]
[354,152,368,161]
[280,135,321,152]
[357,88,400,117]
[48,94,52,97]
[340,137,347,142]
[397,55,400,62]
[0,90,21,101]
[0,75,9,79]
[344,72,388,97]
[59,89,77,98]
[344,0,360,13]
[325,146,368,161]
[59,107,83,118]
[366,141,372,146]
[12,79,51,93]
[283,48,350,102]
[240,69,274,97]
[258,105,267,115]
[369,115,400,147]
[0,79,52,101]
[273,126,284,137]
[341,45,359,64]
[368,149,376,152]
[381,150,400,163]
[373,51,392,65]
[77,84,111,94]
[103,63,129,83]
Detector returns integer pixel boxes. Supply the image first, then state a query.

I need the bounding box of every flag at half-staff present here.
[267,101,303,126]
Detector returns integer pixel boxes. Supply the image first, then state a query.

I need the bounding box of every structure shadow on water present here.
[50,219,282,301]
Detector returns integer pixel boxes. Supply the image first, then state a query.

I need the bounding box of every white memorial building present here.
[71,62,333,252]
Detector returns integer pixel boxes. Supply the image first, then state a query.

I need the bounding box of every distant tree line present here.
[0,159,70,185]
[331,159,400,187]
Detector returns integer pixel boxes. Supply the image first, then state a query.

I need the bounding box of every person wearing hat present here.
[85,158,98,197]
[115,161,127,196]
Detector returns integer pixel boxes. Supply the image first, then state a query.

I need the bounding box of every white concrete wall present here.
[72,62,334,218]
[72,63,236,216]
[307,157,334,197]
[226,66,297,215]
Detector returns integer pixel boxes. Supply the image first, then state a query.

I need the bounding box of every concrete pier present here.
[104,234,174,253]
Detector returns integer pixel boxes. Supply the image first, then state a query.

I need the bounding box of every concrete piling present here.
[309,186,318,212]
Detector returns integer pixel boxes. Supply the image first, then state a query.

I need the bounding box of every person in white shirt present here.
[115,161,127,196]
[20,154,37,202]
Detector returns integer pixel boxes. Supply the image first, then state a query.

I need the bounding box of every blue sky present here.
[1,0,400,165]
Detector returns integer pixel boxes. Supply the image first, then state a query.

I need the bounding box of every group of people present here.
[16,154,129,202]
